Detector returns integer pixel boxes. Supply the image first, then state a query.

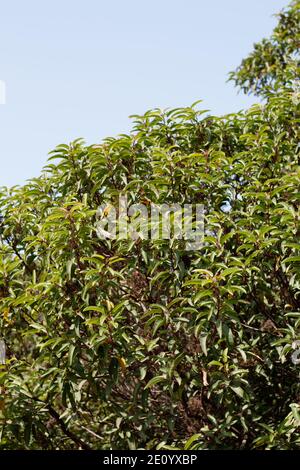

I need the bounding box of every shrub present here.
[0,0,299,450]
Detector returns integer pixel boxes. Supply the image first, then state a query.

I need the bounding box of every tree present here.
[0,0,299,450]
[229,0,299,97]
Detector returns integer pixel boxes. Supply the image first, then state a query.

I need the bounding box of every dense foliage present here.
[0,1,299,450]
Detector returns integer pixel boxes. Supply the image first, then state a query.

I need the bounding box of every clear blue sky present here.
[0,0,287,187]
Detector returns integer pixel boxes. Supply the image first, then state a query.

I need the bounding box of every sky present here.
[0,0,287,187]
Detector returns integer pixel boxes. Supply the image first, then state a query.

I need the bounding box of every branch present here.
[46,404,92,450]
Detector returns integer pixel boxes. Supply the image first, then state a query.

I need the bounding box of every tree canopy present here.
[0,0,299,450]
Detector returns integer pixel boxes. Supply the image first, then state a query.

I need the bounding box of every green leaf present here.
[144,376,165,389]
